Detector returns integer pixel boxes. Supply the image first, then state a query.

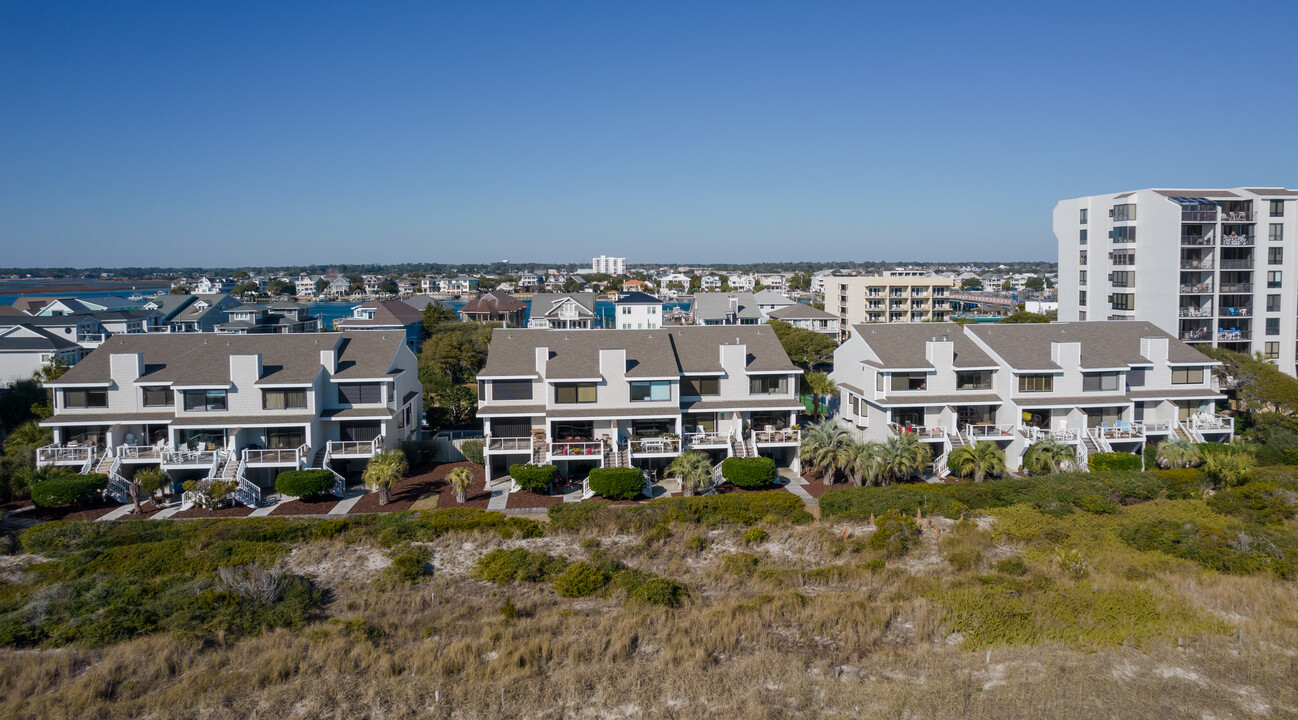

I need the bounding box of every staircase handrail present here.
[234,458,262,508]
[80,449,96,475]
[323,443,346,497]
[1074,435,1090,473]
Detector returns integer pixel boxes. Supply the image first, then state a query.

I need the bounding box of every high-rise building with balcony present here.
[591,255,627,275]
[1056,188,1298,374]
[831,273,954,340]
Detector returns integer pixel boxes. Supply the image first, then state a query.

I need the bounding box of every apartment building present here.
[832,321,1230,474]
[591,255,627,275]
[1056,188,1298,374]
[476,327,804,481]
[832,273,954,339]
[37,333,422,507]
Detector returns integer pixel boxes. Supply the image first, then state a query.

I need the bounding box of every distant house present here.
[622,279,652,293]
[689,293,764,326]
[0,324,85,384]
[142,294,241,333]
[0,314,106,350]
[397,278,418,296]
[700,275,722,291]
[727,274,755,292]
[755,274,789,292]
[754,290,796,316]
[528,293,599,330]
[294,274,324,298]
[334,299,424,350]
[766,303,840,338]
[216,302,320,334]
[517,273,541,289]
[614,292,663,330]
[459,290,528,328]
[445,276,479,294]
[194,277,234,295]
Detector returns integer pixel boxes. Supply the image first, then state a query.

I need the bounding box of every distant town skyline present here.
[2,1,1296,267]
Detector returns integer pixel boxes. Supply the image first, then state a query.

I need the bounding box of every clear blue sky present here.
[2,1,1296,268]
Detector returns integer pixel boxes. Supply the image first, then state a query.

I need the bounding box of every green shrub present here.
[459,438,485,466]
[721,552,760,574]
[552,561,610,597]
[742,527,769,544]
[1151,468,1207,497]
[627,577,687,607]
[401,439,439,467]
[947,549,983,572]
[1119,505,1296,578]
[1088,452,1142,473]
[30,473,107,507]
[387,547,430,583]
[866,509,921,558]
[685,535,708,553]
[473,548,567,584]
[1207,482,1298,525]
[994,556,1028,575]
[509,464,558,492]
[721,457,778,489]
[274,470,335,499]
[587,467,646,500]
[546,492,812,532]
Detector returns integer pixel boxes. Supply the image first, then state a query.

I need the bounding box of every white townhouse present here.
[1056,187,1298,375]
[518,273,542,289]
[700,275,723,291]
[613,291,663,330]
[728,274,756,292]
[37,333,422,507]
[476,327,804,481]
[832,321,1231,474]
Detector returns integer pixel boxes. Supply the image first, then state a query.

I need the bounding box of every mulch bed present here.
[714,482,785,495]
[348,461,490,514]
[504,487,570,509]
[270,495,342,516]
[798,468,843,498]
[171,505,255,519]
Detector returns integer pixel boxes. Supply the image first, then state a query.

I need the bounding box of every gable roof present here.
[768,303,836,320]
[460,290,526,314]
[754,290,794,306]
[965,321,1211,370]
[531,293,597,318]
[336,299,423,328]
[851,322,995,369]
[689,293,763,321]
[0,324,81,351]
[615,291,662,305]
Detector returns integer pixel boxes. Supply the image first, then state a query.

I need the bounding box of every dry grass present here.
[2,511,1297,719]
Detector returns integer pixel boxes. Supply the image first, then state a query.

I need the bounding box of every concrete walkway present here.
[779,468,817,505]
[249,494,291,517]
[151,503,183,520]
[96,504,135,522]
[486,480,510,511]
[328,488,367,515]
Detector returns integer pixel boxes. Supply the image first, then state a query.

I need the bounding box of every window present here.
[63,389,108,408]
[1079,270,1087,285]
[1110,271,1133,287]
[1110,251,1135,266]
[1079,251,1088,265]
[1270,223,1284,242]
[477,380,486,401]
[555,383,596,404]
[1269,271,1283,288]
[1270,247,1284,265]
[1078,290,1087,305]
[1079,229,1087,244]
[875,373,883,392]
[749,376,789,395]
[1267,318,1280,336]
[1271,200,1285,217]
[1171,367,1205,384]
[1079,208,1088,224]
[621,306,631,314]
[263,389,307,410]
[681,377,719,396]
[889,373,928,391]
[142,387,173,407]
[1082,372,1120,392]
[1018,374,1053,393]
[1111,203,1137,222]
[182,389,227,411]
[1110,293,1134,311]
[1110,226,1136,243]
[267,427,305,449]
[956,371,991,390]
[630,381,671,401]
[1268,294,1281,312]
[1265,342,1280,359]
[492,380,533,401]
[338,383,382,404]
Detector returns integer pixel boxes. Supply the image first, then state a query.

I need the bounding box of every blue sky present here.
[2,1,1296,268]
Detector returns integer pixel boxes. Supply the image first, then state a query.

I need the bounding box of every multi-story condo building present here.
[1056,188,1298,374]
[37,333,422,507]
[476,327,803,481]
[613,292,663,330]
[832,321,1231,474]
[832,273,954,339]
[591,255,627,275]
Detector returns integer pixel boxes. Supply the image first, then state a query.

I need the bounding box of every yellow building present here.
[832,273,955,339]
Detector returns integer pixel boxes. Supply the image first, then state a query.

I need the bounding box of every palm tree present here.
[1021,440,1076,476]
[804,372,837,420]
[128,467,167,515]
[849,441,886,487]
[3,420,51,465]
[1156,437,1201,469]
[667,450,715,496]
[879,432,933,484]
[1202,450,1255,487]
[447,466,474,503]
[799,419,855,484]
[946,441,1006,482]
[363,449,409,506]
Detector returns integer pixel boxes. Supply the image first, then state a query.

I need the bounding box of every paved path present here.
[151,503,183,519]
[486,481,509,511]
[779,469,817,505]
[97,504,135,522]
[328,488,367,515]
[249,494,290,517]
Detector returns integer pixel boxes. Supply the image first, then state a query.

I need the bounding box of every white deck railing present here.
[327,436,383,457]
[243,444,309,465]
[629,437,681,454]
[683,431,730,447]
[162,448,219,466]
[753,428,801,444]
[549,441,603,458]
[117,444,167,461]
[888,423,947,440]
[36,445,95,467]
[965,424,1017,440]
[485,435,532,452]
[1092,424,1145,440]
[1024,427,1080,442]
[1188,415,1234,433]
[1142,420,1175,433]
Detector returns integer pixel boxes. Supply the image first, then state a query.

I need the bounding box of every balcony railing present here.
[1180,329,1213,341]
[1219,282,1253,293]
[243,444,309,465]
[1220,235,1255,247]
[117,444,166,461]
[683,431,729,447]
[162,448,219,465]
[1092,424,1144,440]
[77,333,106,344]
[1179,282,1214,293]
[1221,211,1256,222]
[1220,307,1252,317]
[486,435,532,452]
[888,423,947,440]
[1182,211,1217,222]
[1220,258,1254,269]
[1188,415,1234,433]
[1025,427,1080,442]
[629,437,681,454]
[966,424,1016,440]
[1217,329,1251,341]
[550,441,603,457]
[1180,235,1214,246]
[1180,258,1213,269]
[753,428,800,444]
[36,445,94,466]
[1143,420,1174,433]
[328,437,382,457]
[1178,307,1213,318]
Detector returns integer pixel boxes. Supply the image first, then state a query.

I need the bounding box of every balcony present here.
[1180,329,1213,342]
[629,437,681,455]
[35,444,94,467]
[1024,427,1080,443]
[1142,420,1175,434]
[117,444,166,462]
[485,435,532,453]
[244,445,309,466]
[1092,424,1144,441]
[77,333,106,345]
[910,289,928,297]
[1180,235,1214,246]
[888,423,947,440]
[1180,258,1213,269]
[1221,211,1256,222]
[1220,235,1255,247]
[162,448,220,467]
[549,440,603,458]
[328,437,382,458]
[1179,282,1214,293]
[753,428,800,445]
[1217,329,1251,341]
[1187,415,1234,434]
[1219,282,1253,293]
[683,431,730,448]
[1220,258,1254,269]
[1178,307,1213,318]
[1182,210,1217,222]
[1220,306,1252,317]
[966,424,1016,440]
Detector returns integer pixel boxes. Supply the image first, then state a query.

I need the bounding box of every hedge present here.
[587,467,645,500]
[721,457,778,489]
[547,492,812,532]
[509,464,558,492]
[459,438,485,466]
[274,470,335,499]
[1088,452,1142,473]
[30,473,108,507]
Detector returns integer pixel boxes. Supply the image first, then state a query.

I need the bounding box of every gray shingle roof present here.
[965,321,1210,370]
[767,303,836,320]
[531,293,597,318]
[851,322,996,369]
[0,325,81,351]
[615,291,661,305]
[689,293,763,321]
